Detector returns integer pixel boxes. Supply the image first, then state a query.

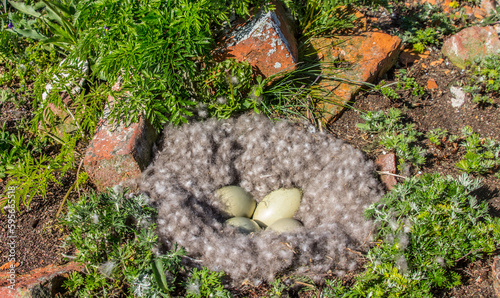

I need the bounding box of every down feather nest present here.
[136,114,384,285]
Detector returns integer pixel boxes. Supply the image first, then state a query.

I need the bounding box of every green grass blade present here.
[152,258,171,297]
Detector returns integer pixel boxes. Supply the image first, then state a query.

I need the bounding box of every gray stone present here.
[450,86,466,108]
[442,26,500,69]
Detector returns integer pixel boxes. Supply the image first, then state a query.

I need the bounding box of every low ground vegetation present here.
[0,0,499,296]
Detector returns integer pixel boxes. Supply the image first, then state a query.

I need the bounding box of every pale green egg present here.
[252,188,302,228]
[267,218,304,233]
[225,217,261,234]
[215,186,256,218]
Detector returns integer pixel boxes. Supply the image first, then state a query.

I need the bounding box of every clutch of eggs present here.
[216,186,304,234]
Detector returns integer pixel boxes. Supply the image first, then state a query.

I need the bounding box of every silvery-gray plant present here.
[135,114,384,285]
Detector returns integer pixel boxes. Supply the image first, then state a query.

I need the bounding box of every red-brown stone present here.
[213,2,298,78]
[311,32,402,124]
[481,0,496,14]
[0,262,83,298]
[426,78,438,90]
[375,153,398,191]
[83,83,157,192]
[83,106,157,191]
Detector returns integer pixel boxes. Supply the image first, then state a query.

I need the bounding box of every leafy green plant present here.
[185,267,230,298]
[380,129,426,170]
[321,278,350,297]
[0,121,47,182]
[372,72,425,102]
[375,80,399,100]
[357,108,426,171]
[356,108,401,133]
[407,27,439,53]
[455,126,500,175]
[0,45,93,213]
[395,70,425,98]
[352,174,500,297]
[462,54,500,107]
[4,133,81,211]
[482,5,500,26]
[0,30,24,61]
[397,2,458,51]
[18,42,58,81]
[0,124,20,178]
[0,33,58,88]
[268,278,288,297]
[283,0,386,40]
[463,85,494,107]
[295,0,357,38]
[196,58,256,119]
[69,0,266,129]
[8,0,267,130]
[62,189,232,297]
[319,174,500,297]
[7,0,79,52]
[62,189,182,297]
[426,128,448,147]
[0,88,15,105]
[472,54,500,93]
[471,94,493,106]
[260,63,326,124]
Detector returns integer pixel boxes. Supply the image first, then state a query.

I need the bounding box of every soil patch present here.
[0,97,91,275]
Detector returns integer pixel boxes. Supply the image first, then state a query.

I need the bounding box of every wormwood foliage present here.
[61,188,230,297]
[357,108,426,171]
[455,126,500,175]
[322,174,500,297]
[474,54,500,93]
[426,128,448,147]
[62,189,173,297]
[362,174,500,296]
[467,54,500,98]
[63,189,175,297]
[464,54,500,107]
[185,267,230,298]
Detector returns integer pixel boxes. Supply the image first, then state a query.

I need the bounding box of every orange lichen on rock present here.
[0,262,83,298]
[311,33,402,124]
[213,2,298,78]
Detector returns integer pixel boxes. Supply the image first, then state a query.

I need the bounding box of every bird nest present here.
[136,114,383,285]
